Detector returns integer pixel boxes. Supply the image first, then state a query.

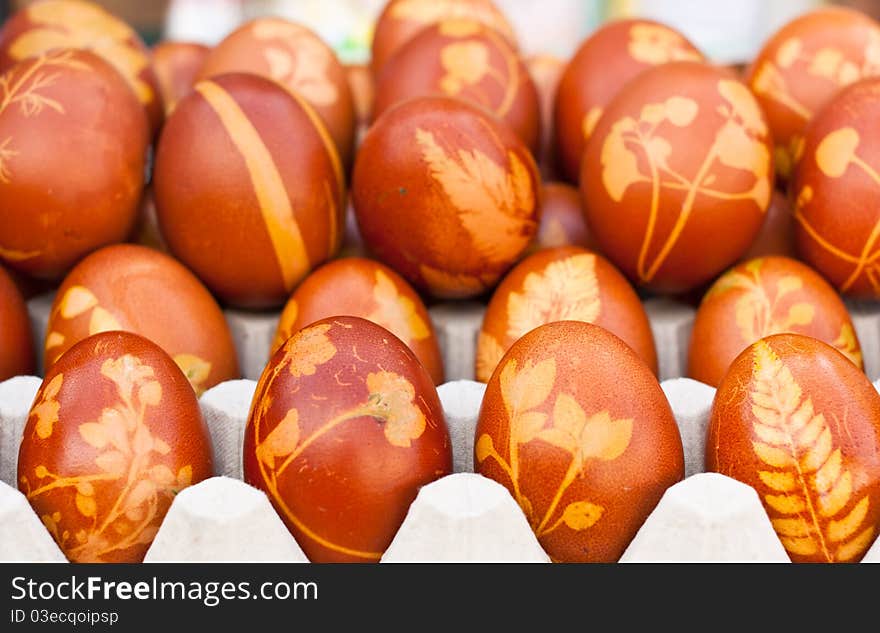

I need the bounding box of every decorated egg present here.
[352,96,540,298]
[747,7,880,179]
[197,18,355,167]
[476,246,656,382]
[581,61,773,293]
[0,263,34,380]
[792,78,880,298]
[244,316,452,562]
[0,49,149,280]
[346,64,374,131]
[18,331,213,562]
[153,72,344,308]
[370,0,516,77]
[151,41,210,115]
[740,189,796,261]
[526,54,564,176]
[131,186,168,253]
[44,244,238,395]
[527,182,596,254]
[554,19,703,183]
[373,19,540,153]
[272,257,444,384]
[475,321,683,562]
[707,333,880,562]
[689,256,862,388]
[0,0,163,133]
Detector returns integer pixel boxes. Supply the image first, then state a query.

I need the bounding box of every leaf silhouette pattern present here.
[627,23,702,65]
[475,332,506,383]
[368,270,430,345]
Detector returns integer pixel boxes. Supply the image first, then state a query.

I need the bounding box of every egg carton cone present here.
[0,375,40,487]
[0,480,66,562]
[643,297,696,381]
[26,291,54,377]
[144,476,308,563]
[620,473,790,562]
[863,533,880,562]
[437,380,487,473]
[199,379,257,480]
[661,378,716,477]
[847,299,880,381]
[381,473,550,562]
[428,301,486,381]
[223,308,280,380]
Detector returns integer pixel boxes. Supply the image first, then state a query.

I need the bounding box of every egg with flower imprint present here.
[581,62,773,294]
[151,41,209,116]
[475,321,683,562]
[272,258,443,384]
[526,182,597,254]
[44,244,238,395]
[0,0,163,133]
[153,72,344,308]
[792,78,880,298]
[0,263,34,380]
[0,49,149,280]
[707,333,880,562]
[746,7,880,179]
[476,246,656,383]
[353,96,540,298]
[373,19,540,153]
[554,19,703,183]
[245,316,452,562]
[198,18,354,167]
[18,331,213,563]
[689,256,862,388]
[370,0,516,77]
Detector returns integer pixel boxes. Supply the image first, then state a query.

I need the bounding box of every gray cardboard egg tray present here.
[2,292,880,563]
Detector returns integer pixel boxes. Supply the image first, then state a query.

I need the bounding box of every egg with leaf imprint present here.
[526,182,597,255]
[525,54,564,176]
[475,320,684,562]
[0,263,34,380]
[151,41,209,116]
[352,95,540,299]
[707,333,880,562]
[18,331,213,563]
[272,257,443,385]
[476,246,656,383]
[689,256,861,388]
[244,316,452,562]
[44,244,238,396]
[581,61,773,294]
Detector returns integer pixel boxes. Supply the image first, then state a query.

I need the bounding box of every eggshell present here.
[527,182,596,254]
[689,256,862,388]
[373,19,540,153]
[476,246,657,382]
[581,61,773,293]
[0,49,149,279]
[272,257,444,384]
[475,321,684,562]
[151,41,210,115]
[17,331,214,562]
[345,63,374,129]
[0,263,34,380]
[370,0,516,77]
[740,189,796,261]
[131,186,168,253]
[792,78,880,298]
[554,19,703,183]
[746,7,880,179]
[0,0,163,133]
[153,72,344,308]
[706,333,880,562]
[197,18,355,167]
[352,95,540,298]
[44,244,239,395]
[244,316,452,562]
[525,54,564,177]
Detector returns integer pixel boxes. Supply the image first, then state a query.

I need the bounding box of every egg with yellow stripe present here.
[153,73,344,308]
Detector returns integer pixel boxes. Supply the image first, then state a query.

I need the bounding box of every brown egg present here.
[0,0,163,133]
[0,50,149,280]
[526,54,564,177]
[44,244,238,395]
[373,19,540,153]
[153,73,344,308]
[131,186,168,254]
[18,331,213,562]
[477,246,656,382]
[740,189,796,261]
[792,78,880,298]
[151,41,210,116]
[689,256,862,388]
[345,63,374,129]
[273,258,443,384]
[746,7,880,179]
[527,182,597,254]
[353,96,540,298]
[707,333,880,562]
[475,321,683,562]
[0,263,34,380]
[370,0,516,78]
[244,316,452,562]
[554,19,703,183]
[581,61,773,294]
[198,18,355,167]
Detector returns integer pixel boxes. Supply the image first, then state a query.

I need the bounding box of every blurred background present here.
[4,0,876,65]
